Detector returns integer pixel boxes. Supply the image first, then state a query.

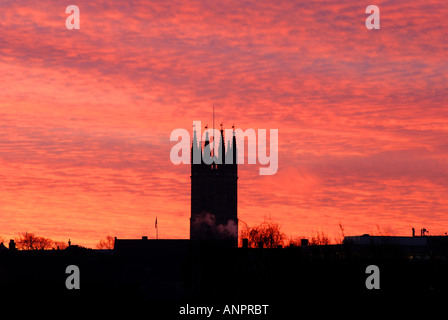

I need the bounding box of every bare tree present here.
[309,230,330,246]
[52,241,69,250]
[287,236,302,247]
[240,217,286,248]
[374,225,393,236]
[16,232,54,250]
[96,235,115,249]
[334,222,345,244]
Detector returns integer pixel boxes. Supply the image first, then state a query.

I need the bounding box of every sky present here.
[0,0,447,247]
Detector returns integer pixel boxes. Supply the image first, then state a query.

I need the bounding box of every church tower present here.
[190,124,238,247]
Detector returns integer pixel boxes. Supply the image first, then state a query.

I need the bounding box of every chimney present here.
[9,239,16,250]
[301,239,309,246]
[142,236,148,240]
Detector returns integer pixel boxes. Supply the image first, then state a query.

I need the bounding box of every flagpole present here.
[155,216,158,239]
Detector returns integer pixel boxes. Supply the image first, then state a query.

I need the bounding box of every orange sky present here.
[1,0,448,247]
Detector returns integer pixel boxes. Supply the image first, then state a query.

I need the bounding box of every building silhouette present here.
[190,124,238,246]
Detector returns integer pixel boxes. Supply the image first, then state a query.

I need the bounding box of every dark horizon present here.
[1,0,448,247]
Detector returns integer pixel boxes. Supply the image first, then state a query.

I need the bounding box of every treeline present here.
[4,232,69,250]
[0,233,116,250]
[1,225,333,250]
[2,219,360,250]
[239,216,334,248]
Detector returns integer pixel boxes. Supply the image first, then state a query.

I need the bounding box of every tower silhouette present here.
[190,124,238,247]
